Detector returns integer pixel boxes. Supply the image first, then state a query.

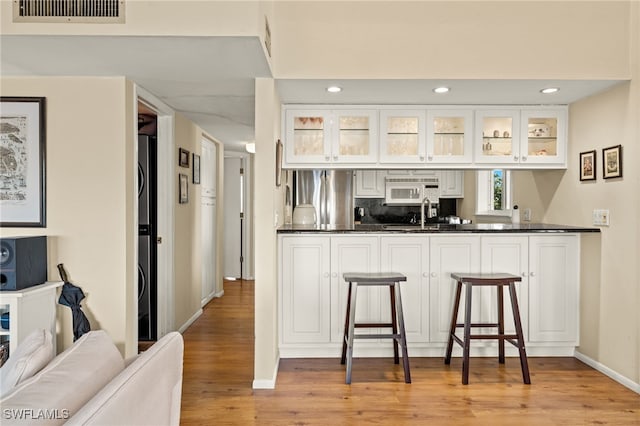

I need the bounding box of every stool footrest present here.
[351,334,401,340]
[355,323,394,328]
[455,323,500,328]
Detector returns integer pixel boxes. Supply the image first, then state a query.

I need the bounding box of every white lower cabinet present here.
[329,236,380,343]
[280,236,331,344]
[528,235,579,344]
[429,236,481,343]
[279,233,580,357]
[480,236,530,344]
[380,236,430,343]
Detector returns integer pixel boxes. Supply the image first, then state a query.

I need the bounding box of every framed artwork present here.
[179,173,188,204]
[275,139,283,187]
[602,145,623,179]
[0,97,47,227]
[179,148,190,168]
[192,154,200,184]
[579,150,596,181]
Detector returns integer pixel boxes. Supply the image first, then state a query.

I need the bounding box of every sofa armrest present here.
[65,332,184,426]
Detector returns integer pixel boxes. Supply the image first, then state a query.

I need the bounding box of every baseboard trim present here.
[252,355,280,390]
[178,309,203,334]
[574,350,640,394]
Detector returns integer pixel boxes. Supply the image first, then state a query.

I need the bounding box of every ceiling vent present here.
[14,0,125,23]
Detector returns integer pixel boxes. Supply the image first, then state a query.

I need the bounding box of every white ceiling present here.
[1,35,624,151]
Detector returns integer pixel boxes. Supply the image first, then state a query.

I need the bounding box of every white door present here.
[223,157,243,279]
[201,198,216,306]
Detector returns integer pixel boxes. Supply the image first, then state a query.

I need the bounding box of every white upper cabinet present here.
[378,109,426,164]
[426,109,474,163]
[520,108,567,166]
[475,107,567,167]
[284,105,568,169]
[284,109,377,166]
[474,109,522,165]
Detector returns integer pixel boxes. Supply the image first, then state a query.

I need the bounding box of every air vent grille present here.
[14,0,124,23]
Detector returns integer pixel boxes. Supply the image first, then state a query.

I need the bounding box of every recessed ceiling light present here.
[540,87,559,94]
[433,87,450,94]
[326,86,342,93]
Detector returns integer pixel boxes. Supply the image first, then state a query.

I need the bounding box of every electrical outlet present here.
[523,208,532,222]
[592,209,610,226]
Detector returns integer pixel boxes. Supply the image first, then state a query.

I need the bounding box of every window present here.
[475,169,513,216]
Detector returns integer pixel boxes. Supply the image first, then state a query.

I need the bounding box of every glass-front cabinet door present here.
[520,109,566,166]
[285,109,332,164]
[333,110,378,164]
[379,110,426,164]
[426,109,473,163]
[474,109,521,164]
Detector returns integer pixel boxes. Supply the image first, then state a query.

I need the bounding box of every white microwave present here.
[384,176,439,206]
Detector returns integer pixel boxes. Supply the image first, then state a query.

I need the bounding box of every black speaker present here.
[0,236,47,291]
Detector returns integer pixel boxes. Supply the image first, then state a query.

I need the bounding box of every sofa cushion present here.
[0,329,53,397]
[0,330,125,425]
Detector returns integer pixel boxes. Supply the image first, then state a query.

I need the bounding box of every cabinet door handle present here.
[521,272,527,277]
[530,272,536,277]
[430,272,437,278]
[333,155,338,161]
[427,155,433,161]
[522,156,528,162]
[323,272,330,278]
[423,272,428,278]
[419,154,425,161]
[513,156,519,161]
[331,272,338,278]
[324,155,330,161]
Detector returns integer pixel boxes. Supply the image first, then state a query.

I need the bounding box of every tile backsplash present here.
[355,198,457,224]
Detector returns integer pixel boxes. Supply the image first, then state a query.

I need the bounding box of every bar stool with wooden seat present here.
[341,272,411,384]
[444,272,531,385]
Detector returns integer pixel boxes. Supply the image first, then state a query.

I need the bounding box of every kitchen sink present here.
[382,224,453,231]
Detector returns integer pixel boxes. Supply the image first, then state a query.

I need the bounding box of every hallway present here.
[179,280,639,425]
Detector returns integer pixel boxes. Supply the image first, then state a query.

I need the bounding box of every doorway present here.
[223,153,254,280]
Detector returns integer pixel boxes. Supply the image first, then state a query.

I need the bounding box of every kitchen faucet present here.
[421,196,432,230]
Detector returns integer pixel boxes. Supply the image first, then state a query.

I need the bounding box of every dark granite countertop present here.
[277,223,600,234]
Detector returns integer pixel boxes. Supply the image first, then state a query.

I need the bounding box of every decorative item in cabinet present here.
[526,117,558,157]
[379,110,426,163]
[338,115,370,156]
[293,116,325,156]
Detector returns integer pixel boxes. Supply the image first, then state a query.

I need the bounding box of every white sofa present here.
[0,330,184,425]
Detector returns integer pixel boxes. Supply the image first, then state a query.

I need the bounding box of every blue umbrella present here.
[57,264,91,341]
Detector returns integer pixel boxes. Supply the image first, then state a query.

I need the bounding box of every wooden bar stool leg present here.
[341,282,353,365]
[497,284,505,364]
[445,281,463,364]
[394,281,411,384]
[462,282,473,385]
[508,282,531,384]
[345,283,358,384]
[389,285,399,364]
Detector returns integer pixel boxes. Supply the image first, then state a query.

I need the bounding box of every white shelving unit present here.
[0,281,63,356]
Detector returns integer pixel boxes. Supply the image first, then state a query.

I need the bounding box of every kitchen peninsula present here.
[277,224,599,359]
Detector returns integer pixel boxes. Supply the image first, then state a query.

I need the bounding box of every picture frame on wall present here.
[0,97,47,227]
[179,148,190,168]
[179,173,189,204]
[602,145,623,179]
[579,150,596,181]
[192,154,200,184]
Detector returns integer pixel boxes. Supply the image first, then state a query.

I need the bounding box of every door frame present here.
[135,85,176,339]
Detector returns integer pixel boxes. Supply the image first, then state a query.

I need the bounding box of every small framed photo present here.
[179,173,188,204]
[579,150,596,181]
[602,145,623,179]
[192,154,200,184]
[179,148,190,168]
[0,97,47,227]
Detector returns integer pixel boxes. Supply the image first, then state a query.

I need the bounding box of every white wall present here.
[1,77,136,356]
[253,78,283,387]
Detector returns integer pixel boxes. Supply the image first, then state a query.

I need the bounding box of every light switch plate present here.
[592,209,610,226]
[523,208,532,222]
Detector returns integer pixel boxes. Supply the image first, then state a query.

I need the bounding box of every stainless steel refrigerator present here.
[294,170,354,229]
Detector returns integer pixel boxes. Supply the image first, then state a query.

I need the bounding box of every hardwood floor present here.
[181,280,639,425]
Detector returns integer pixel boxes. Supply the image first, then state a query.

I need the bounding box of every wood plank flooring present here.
[180,280,639,425]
